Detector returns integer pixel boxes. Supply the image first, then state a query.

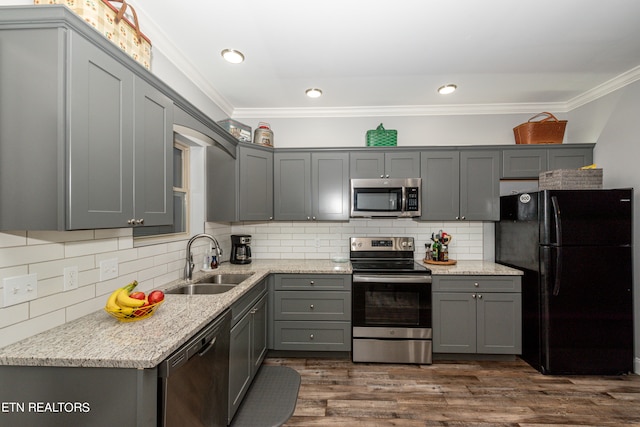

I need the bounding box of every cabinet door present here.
[240,146,273,221]
[477,293,522,354]
[133,78,173,226]
[460,150,500,221]
[385,152,420,178]
[251,294,268,376]
[312,152,350,220]
[67,31,134,229]
[432,292,476,353]
[548,147,593,170]
[228,311,252,423]
[420,151,460,220]
[274,152,311,220]
[349,152,385,178]
[501,148,548,179]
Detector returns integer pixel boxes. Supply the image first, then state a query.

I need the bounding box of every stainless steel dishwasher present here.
[159,310,231,427]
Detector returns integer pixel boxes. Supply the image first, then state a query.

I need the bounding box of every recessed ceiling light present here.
[221,49,245,64]
[438,84,457,95]
[305,88,323,98]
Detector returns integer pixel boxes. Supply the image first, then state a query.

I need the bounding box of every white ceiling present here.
[134,0,640,117]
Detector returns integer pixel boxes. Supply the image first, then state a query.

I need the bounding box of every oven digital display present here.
[371,240,392,247]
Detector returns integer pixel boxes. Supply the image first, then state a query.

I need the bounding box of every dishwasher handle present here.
[159,309,230,377]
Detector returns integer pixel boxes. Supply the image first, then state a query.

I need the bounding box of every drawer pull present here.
[474,282,479,287]
[309,334,314,340]
[310,281,315,285]
[309,304,314,310]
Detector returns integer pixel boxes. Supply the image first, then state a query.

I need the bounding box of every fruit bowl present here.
[104,300,164,322]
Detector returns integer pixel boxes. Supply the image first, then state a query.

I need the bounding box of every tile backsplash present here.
[0,219,486,348]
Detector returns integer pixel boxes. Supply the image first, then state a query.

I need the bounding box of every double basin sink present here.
[166,273,253,295]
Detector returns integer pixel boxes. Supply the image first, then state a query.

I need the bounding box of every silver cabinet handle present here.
[461,216,466,220]
[478,294,483,299]
[135,219,144,225]
[380,175,384,178]
[309,304,314,310]
[310,280,315,285]
[455,216,460,220]
[472,294,477,299]
[309,334,314,340]
[474,282,479,287]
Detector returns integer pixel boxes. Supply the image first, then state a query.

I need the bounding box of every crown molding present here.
[566,65,640,111]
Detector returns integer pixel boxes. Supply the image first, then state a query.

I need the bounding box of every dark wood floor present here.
[263,356,640,426]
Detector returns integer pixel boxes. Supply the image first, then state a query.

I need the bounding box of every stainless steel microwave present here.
[350,178,422,218]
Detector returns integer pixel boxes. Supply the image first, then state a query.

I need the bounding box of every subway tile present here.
[0,243,65,269]
[0,311,65,348]
[96,248,139,264]
[138,243,168,259]
[95,228,132,239]
[0,265,29,283]
[65,238,119,258]
[30,285,95,318]
[0,303,28,328]
[0,231,27,248]
[66,297,105,322]
[28,255,95,281]
[119,257,155,276]
[27,230,94,245]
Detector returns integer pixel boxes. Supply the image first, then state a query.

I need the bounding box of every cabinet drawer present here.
[273,321,351,351]
[274,274,351,291]
[274,291,351,321]
[432,275,521,292]
[231,280,267,327]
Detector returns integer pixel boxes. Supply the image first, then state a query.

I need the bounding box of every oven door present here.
[352,274,432,330]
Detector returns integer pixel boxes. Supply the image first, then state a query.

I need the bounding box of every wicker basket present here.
[34,0,152,70]
[539,169,603,190]
[513,112,566,144]
[105,300,163,322]
[366,123,397,146]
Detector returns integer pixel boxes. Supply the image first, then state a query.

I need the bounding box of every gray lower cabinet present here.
[228,280,268,424]
[350,151,420,178]
[421,150,500,221]
[501,145,595,178]
[432,275,522,354]
[274,151,350,221]
[0,15,172,230]
[270,274,351,351]
[208,143,273,222]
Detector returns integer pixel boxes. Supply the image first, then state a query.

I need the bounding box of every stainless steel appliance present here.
[158,310,231,427]
[230,234,252,264]
[350,178,421,218]
[350,237,433,364]
[496,189,633,375]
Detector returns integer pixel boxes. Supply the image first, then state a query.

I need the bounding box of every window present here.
[133,139,190,239]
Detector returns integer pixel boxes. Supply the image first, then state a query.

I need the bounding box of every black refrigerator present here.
[496,189,633,375]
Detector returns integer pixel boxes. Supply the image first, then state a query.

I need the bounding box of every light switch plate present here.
[63,266,79,291]
[100,258,118,281]
[3,274,38,307]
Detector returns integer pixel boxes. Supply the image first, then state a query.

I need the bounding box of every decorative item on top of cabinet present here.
[366,123,397,146]
[254,122,274,147]
[513,112,567,145]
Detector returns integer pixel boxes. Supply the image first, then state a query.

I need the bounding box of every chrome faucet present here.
[185,233,223,280]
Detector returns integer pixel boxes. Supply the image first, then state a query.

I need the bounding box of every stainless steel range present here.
[350,237,433,364]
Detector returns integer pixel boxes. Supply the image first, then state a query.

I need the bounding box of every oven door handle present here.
[353,274,432,284]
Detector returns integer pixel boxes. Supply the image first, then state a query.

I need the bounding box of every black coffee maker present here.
[230,234,252,264]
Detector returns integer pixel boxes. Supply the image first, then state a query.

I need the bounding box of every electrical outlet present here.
[64,266,79,291]
[3,274,38,307]
[100,258,118,281]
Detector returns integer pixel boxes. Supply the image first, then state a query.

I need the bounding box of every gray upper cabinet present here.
[421,150,499,221]
[274,151,349,221]
[350,151,420,178]
[501,145,594,179]
[0,19,172,230]
[208,143,273,222]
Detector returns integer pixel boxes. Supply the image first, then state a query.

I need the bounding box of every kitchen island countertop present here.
[0,259,519,369]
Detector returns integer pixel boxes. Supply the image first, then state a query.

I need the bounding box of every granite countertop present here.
[0,259,520,369]
[0,260,351,370]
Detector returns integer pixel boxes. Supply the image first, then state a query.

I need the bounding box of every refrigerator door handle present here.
[551,196,563,246]
[553,247,562,296]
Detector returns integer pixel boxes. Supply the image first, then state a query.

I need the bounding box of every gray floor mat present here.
[230,365,301,427]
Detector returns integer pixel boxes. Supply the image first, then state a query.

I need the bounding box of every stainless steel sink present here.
[166,283,237,295]
[196,273,253,285]
[166,273,253,295]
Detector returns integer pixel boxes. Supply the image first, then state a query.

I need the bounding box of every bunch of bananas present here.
[105,280,145,316]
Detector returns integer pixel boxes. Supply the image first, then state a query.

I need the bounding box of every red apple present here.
[148,290,165,304]
[130,291,146,300]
